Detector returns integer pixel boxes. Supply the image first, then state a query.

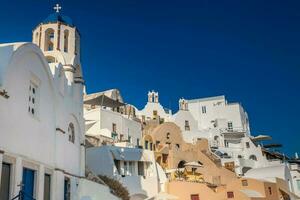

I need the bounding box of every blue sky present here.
[0,0,299,156]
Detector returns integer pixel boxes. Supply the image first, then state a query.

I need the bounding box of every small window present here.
[112,123,117,133]
[28,81,38,117]
[249,155,257,161]
[190,194,199,200]
[68,123,75,143]
[201,106,206,114]
[185,120,190,131]
[246,142,250,148]
[166,133,170,139]
[268,187,272,195]
[176,144,180,149]
[242,180,248,186]
[227,191,234,198]
[227,122,233,132]
[137,138,140,147]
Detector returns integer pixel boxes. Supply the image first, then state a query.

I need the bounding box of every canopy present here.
[251,135,272,142]
[84,94,125,108]
[184,161,203,168]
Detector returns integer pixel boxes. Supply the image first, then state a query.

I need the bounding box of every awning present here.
[84,94,125,108]
[110,148,151,162]
[251,135,272,142]
[184,161,203,168]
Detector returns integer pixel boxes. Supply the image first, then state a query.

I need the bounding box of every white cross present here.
[53,4,62,13]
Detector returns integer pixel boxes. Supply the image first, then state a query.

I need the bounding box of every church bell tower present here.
[32,4,83,83]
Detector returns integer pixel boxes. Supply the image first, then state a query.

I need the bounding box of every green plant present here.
[98,175,130,200]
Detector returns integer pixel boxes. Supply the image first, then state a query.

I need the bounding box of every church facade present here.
[0,7,97,200]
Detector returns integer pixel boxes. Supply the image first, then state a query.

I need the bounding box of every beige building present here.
[142,121,299,200]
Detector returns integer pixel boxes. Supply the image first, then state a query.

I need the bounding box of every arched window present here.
[64,30,69,52]
[177,160,186,168]
[68,123,75,143]
[249,155,257,161]
[44,28,55,51]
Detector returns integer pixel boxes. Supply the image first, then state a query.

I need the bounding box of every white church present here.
[0,5,119,200]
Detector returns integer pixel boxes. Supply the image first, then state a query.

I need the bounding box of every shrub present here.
[98,175,130,200]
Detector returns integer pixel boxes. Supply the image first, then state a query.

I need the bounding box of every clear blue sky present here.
[1,0,299,156]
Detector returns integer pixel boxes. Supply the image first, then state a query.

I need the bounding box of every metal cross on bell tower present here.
[53,3,62,13]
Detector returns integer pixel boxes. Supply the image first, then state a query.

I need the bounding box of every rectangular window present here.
[28,81,38,117]
[227,122,233,132]
[242,180,248,186]
[227,191,234,198]
[138,162,145,176]
[268,187,272,195]
[246,142,250,148]
[64,178,71,200]
[145,141,149,150]
[201,106,206,114]
[185,120,190,131]
[0,163,11,200]
[137,138,140,147]
[112,123,117,133]
[190,194,199,200]
[44,174,51,200]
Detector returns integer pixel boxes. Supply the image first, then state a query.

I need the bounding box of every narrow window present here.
[185,120,190,131]
[64,30,69,52]
[268,187,272,195]
[28,81,38,117]
[0,163,11,200]
[137,138,140,147]
[112,123,117,133]
[153,110,158,119]
[64,178,71,200]
[227,191,234,198]
[228,122,233,132]
[145,140,149,150]
[138,162,145,176]
[201,106,206,114]
[45,28,55,51]
[44,174,51,200]
[68,123,75,143]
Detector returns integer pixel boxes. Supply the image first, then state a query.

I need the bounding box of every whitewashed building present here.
[84,89,142,147]
[136,91,172,123]
[86,145,166,200]
[0,6,118,200]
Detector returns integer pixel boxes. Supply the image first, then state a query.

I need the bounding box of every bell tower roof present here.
[42,13,73,26]
[41,4,73,27]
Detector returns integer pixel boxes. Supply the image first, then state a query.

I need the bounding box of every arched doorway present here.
[177,160,186,168]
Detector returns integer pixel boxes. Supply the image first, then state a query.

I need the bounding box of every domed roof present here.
[43,13,73,26]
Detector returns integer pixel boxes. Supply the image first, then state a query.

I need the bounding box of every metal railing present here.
[11,190,36,200]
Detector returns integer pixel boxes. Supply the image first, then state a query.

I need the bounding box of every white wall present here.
[85,107,142,146]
